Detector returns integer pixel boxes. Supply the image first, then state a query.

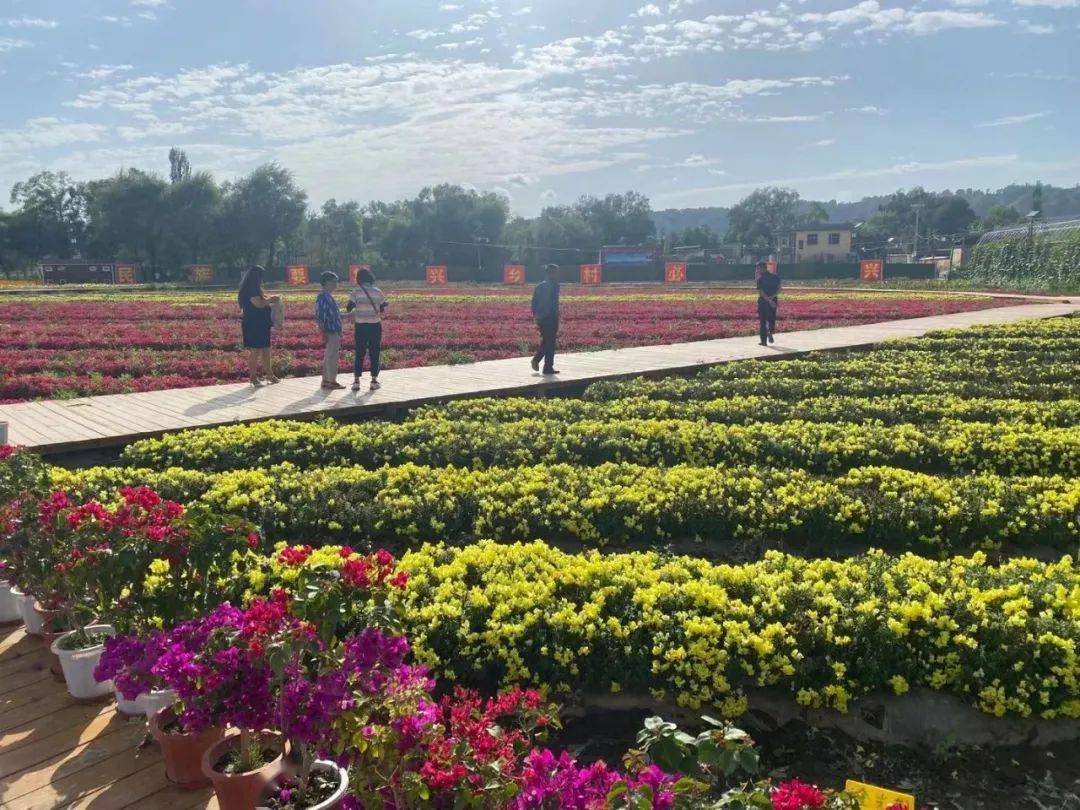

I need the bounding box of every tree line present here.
[0,148,1054,279]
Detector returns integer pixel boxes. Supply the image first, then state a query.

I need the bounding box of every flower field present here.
[0,286,1015,401]
[3,313,1078,808]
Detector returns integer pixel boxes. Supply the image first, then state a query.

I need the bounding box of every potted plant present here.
[0,448,54,628]
[50,623,116,700]
[95,631,170,716]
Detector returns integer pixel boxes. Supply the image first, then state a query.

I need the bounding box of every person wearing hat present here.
[530,263,561,375]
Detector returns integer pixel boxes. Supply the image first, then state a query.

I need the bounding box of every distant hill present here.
[652,183,1080,236]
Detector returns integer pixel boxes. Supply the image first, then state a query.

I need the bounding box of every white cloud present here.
[131,0,168,6]
[633,4,664,17]
[1013,0,1078,6]
[847,105,887,114]
[511,7,532,15]
[0,36,29,51]
[539,189,557,202]
[799,1,1003,35]
[808,138,836,147]
[439,3,463,9]
[5,17,58,29]
[976,111,1049,126]
[76,64,134,80]
[0,117,108,154]
[1017,19,1055,33]
[655,154,1023,202]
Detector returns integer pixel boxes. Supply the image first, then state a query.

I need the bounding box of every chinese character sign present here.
[189,265,213,283]
[503,264,526,285]
[286,264,309,286]
[425,265,448,285]
[860,259,884,281]
[579,264,602,285]
[844,780,914,810]
[114,264,137,284]
[664,262,687,283]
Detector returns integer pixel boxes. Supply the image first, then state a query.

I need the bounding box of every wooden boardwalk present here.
[2,300,1077,455]
[0,624,216,809]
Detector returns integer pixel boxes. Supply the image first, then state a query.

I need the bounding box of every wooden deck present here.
[0,624,216,809]
[2,300,1077,456]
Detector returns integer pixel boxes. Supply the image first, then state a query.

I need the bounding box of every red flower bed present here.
[0,287,1015,401]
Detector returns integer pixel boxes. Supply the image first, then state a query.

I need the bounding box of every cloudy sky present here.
[1,0,1077,214]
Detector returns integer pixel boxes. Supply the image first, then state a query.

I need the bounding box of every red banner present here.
[114,264,137,285]
[579,264,602,285]
[860,259,884,281]
[503,264,526,285]
[425,265,448,285]
[286,264,309,286]
[664,262,687,283]
[348,264,370,285]
[189,264,213,283]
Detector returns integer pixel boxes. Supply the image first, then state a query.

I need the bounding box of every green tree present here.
[168,148,192,185]
[307,199,365,269]
[165,172,221,265]
[85,170,170,277]
[981,205,1023,230]
[724,187,802,251]
[220,164,308,268]
[573,191,654,246]
[8,171,88,260]
[672,224,720,249]
[929,196,977,235]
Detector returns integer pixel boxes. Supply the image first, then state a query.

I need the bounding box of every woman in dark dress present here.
[238,265,281,385]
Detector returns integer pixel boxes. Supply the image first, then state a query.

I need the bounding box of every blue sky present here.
[1,0,1077,214]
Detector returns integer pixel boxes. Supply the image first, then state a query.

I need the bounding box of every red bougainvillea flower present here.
[771,779,828,810]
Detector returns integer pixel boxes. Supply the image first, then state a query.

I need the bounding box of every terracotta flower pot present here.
[202,732,286,810]
[40,625,67,682]
[150,707,226,789]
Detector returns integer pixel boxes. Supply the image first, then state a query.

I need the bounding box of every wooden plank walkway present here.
[0,624,217,809]
[2,300,1077,456]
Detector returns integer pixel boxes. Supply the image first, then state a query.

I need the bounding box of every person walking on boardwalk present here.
[346,267,388,391]
[315,271,345,390]
[755,261,781,346]
[531,263,561,375]
[238,264,281,385]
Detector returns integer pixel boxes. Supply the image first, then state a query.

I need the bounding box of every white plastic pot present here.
[11,587,43,636]
[257,760,348,810]
[50,624,116,700]
[140,688,177,721]
[0,581,21,623]
[114,686,143,716]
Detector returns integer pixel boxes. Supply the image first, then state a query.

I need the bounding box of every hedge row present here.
[53,462,1080,556]
[417,393,1080,428]
[394,541,1080,719]
[122,417,1080,477]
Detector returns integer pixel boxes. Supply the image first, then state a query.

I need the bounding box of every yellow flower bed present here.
[52,462,1080,556]
[393,541,1080,720]
[120,416,1080,477]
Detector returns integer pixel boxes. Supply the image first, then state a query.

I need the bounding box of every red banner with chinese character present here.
[189,265,213,283]
[860,259,884,281]
[114,264,137,284]
[286,264,309,286]
[579,264,602,285]
[503,264,526,285]
[664,262,687,283]
[425,265,448,285]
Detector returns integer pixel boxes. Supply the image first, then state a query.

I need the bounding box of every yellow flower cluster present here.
[52,462,1080,557]
[392,541,1080,720]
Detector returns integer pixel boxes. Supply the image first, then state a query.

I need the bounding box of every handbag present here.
[270,299,285,329]
[358,285,385,318]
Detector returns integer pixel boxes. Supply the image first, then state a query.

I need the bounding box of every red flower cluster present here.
[0,290,1013,401]
[277,544,314,566]
[771,778,828,810]
[419,686,554,793]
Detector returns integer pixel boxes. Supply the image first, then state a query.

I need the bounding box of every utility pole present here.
[912,203,925,260]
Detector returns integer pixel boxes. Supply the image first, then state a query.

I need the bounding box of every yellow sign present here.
[845,780,915,810]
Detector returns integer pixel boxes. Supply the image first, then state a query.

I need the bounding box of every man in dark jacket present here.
[530,263,561,374]
[755,261,781,346]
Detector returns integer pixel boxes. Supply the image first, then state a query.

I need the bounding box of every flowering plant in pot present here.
[94,631,170,716]
[0,447,54,623]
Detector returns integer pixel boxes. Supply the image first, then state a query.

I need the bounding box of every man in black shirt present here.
[755,261,780,346]
[530,263,561,374]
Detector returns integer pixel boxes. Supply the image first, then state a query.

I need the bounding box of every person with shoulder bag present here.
[346,268,388,391]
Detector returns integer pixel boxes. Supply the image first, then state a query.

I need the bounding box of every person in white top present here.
[345,268,389,391]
